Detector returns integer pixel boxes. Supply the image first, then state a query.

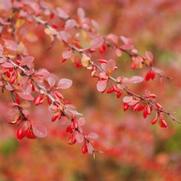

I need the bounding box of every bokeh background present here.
[0,0,181,180]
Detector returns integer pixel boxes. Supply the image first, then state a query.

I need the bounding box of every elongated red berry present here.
[51,112,61,122]
[34,95,45,105]
[106,87,114,94]
[160,119,168,128]
[98,59,107,64]
[123,103,129,111]
[143,109,148,119]
[150,71,155,80]
[66,125,73,133]
[99,44,107,54]
[145,70,156,81]
[116,91,122,98]
[146,93,157,99]
[143,105,151,118]
[81,143,88,154]
[156,103,162,109]
[51,24,58,29]
[146,105,151,115]
[54,91,63,99]
[151,116,158,125]
[26,128,36,139]
[16,128,26,140]
[133,103,144,111]
[68,135,76,145]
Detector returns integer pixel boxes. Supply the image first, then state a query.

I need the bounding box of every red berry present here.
[156,103,162,109]
[26,129,36,139]
[72,118,78,129]
[150,71,156,80]
[143,105,151,118]
[145,70,156,81]
[66,125,73,133]
[54,91,63,99]
[123,103,129,111]
[34,95,45,105]
[146,105,151,115]
[51,24,58,29]
[68,135,76,145]
[143,109,148,119]
[15,95,20,104]
[49,12,55,19]
[151,116,158,125]
[51,112,61,122]
[131,62,137,69]
[146,93,157,99]
[81,143,88,154]
[106,87,114,94]
[73,57,82,68]
[133,104,144,111]
[98,59,107,64]
[16,128,26,140]
[160,119,168,128]
[116,91,122,98]
[99,44,107,54]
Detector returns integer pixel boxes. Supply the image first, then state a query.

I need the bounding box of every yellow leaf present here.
[81,54,90,67]
[16,19,25,28]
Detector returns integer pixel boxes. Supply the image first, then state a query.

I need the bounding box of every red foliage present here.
[0,0,178,159]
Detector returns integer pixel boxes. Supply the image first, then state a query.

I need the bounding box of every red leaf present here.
[56,8,69,19]
[75,132,84,143]
[0,44,3,56]
[57,78,72,89]
[107,34,118,44]
[101,59,117,74]
[17,85,34,101]
[129,76,144,84]
[59,31,70,42]
[1,62,14,68]
[77,8,85,19]
[87,132,98,140]
[18,92,34,101]
[32,121,48,138]
[96,79,107,92]
[91,36,104,50]
[62,49,72,60]
[122,76,144,84]
[87,143,94,154]
[123,96,138,106]
[144,51,153,65]
[64,104,82,117]
[35,69,50,79]
[4,39,18,51]
[47,75,56,87]
[120,36,134,50]
[0,0,12,10]
[65,19,77,30]
[78,117,86,126]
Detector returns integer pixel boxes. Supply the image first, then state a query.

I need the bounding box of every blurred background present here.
[0,0,181,180]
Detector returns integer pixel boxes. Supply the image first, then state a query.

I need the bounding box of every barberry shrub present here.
[0,0,177,155]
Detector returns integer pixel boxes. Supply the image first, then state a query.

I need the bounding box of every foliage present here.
[0,0,181,180]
